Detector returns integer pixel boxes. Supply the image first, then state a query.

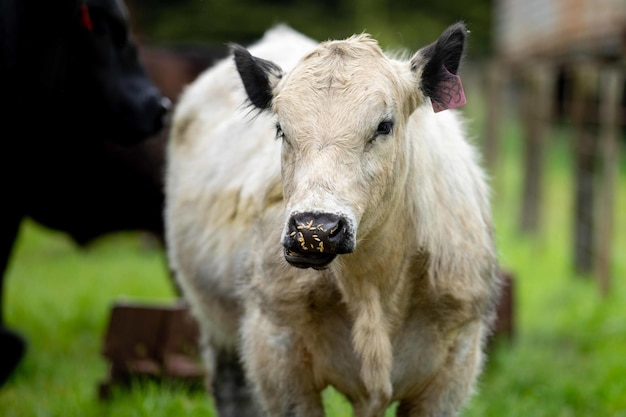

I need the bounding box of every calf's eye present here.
[376,120,393,136]
[275,122,284,139]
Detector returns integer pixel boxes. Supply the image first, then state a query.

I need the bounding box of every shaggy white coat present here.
[165,24,499,417]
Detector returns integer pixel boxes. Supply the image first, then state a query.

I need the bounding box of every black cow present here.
[0,0,169,386]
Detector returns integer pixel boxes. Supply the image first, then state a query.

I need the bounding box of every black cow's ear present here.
[231,44,284,110]
[410,22,467,112]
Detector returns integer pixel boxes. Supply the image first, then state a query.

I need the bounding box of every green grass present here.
[463,121,626,417]
[1,119,625,416]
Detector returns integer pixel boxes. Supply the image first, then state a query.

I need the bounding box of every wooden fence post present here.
[485,60,504,175]
[519,63,554,234]
[570,63,599,275]
[596,65,624,295]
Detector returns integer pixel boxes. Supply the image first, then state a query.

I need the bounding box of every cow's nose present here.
[148,95,171,133]
[288,212,353,254]
[283,212,354,269]
[159,96,172,114]
[157,96,172,126]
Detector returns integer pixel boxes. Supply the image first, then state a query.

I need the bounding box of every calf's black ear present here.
[231,44,284,110]
[411,22,468,112]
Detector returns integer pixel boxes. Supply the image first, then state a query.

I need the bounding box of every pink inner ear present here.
[431,65,466,113]
[80,5,93,31]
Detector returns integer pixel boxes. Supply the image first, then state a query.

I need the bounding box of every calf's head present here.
[233,23,467,269]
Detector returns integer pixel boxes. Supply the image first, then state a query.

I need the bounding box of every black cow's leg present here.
[212,350,260,417]
[0,212,27,387]
[0,326,26,387]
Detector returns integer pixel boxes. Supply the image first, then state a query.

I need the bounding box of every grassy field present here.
[1,116,625,415]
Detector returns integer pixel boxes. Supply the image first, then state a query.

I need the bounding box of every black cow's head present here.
[67,0,169,144]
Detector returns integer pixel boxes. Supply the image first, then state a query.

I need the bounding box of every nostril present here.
[328,219,343,240]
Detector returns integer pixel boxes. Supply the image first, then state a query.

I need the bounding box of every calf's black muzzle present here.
[283,212,354,270]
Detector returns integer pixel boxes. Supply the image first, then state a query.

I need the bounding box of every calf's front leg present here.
[240,306,324,417]
[396,323,486,417]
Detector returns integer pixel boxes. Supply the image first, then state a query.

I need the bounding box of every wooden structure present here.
[490,0,625,294]
[495,0,625,62]
[98,300,205,399]
[491,271,515,345]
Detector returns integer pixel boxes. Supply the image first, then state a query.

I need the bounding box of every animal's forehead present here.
[275,35,402,112]
[303,34,387,64]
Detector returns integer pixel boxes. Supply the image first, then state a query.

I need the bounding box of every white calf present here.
[166,23,499,417]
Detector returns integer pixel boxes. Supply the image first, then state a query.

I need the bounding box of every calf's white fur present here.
[165,23,500,417]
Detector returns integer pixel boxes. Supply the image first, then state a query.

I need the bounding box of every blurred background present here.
[127,0,494,54]
[2,0,625,416]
